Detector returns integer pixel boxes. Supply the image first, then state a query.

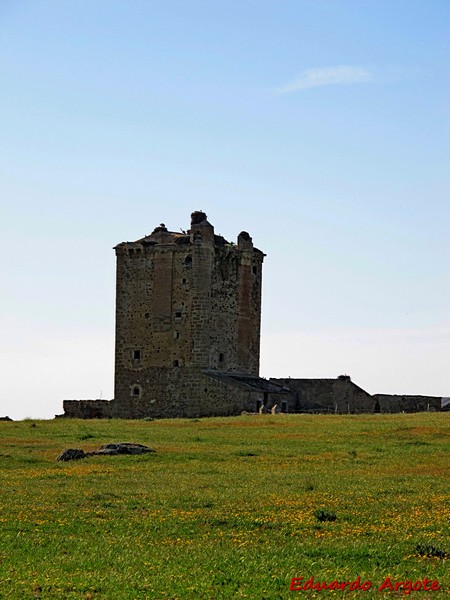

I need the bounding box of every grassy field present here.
[0,413,448,599]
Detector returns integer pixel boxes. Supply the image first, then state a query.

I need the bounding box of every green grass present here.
[0,413,449,599]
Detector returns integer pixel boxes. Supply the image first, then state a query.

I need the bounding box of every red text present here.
[378,577,441,595]
[290,576,372,592]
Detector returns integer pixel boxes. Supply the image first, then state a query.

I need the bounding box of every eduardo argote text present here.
[290,575,441,595]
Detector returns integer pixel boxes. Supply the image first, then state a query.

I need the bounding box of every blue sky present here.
[0,0,448,419]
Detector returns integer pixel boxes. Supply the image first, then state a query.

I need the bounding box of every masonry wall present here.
[372,394,441,413]
[62,400,114,419]
[112,212,264,418]
[269,377,375,413]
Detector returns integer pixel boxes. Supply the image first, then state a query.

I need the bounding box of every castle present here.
[61,211,442,418]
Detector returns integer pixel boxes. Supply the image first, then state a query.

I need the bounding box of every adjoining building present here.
[265,378,441,414]
[61,211,443,418]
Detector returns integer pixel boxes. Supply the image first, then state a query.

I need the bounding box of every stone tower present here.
[112,211,265,418]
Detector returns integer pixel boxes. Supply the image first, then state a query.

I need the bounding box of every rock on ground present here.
[91,443,155,455]
[57,443,155,461]
[57,448,86,461]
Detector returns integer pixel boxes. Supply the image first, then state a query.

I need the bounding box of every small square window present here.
[132,349,141,360]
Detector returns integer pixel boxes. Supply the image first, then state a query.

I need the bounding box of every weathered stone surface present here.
[90,443,155,456]
[57,448,86,461]
[371,394,441,413]
[267,377,374,414]
[62,211,265,419]
[57,443,155,461]
[60,400,113,419]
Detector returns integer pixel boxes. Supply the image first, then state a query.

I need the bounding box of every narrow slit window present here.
[132,349,141,360]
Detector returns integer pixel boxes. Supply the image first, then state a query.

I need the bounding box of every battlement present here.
[114,212,264,255]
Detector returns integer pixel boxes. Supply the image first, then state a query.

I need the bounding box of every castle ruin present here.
[63,211,287,418]
[61,211,442,418]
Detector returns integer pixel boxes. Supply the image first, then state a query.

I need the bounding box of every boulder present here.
[91,443,155,456]
[57,442,155,461]
[57,448,86,461]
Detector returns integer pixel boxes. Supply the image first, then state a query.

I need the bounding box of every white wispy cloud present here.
[275,65,373,94]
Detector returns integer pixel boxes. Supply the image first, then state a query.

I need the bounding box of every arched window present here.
[131,385,141,399]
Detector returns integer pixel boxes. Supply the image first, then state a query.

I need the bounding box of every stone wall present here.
[372,394,441,413]
[268,376,375,414]
[62,372,251,420]
[62,400,114,419]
